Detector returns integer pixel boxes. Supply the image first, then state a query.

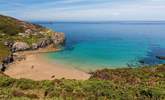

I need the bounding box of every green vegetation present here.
[0,65,164,100]
[0,42,11,63]
[90,65,165,84]
[0,15,47,46]
[0,15,24,35]
[0,33,44,46]
[0,15,52,61]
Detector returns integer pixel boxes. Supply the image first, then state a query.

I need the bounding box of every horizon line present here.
[31,20,165,24]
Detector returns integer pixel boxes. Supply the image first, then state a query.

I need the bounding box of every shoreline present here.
[4,46,90,80]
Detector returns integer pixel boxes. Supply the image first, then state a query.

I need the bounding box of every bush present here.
[0,77,15,87]
[0,65,164,99]
[15,79,38,90]
[12,90,38,99]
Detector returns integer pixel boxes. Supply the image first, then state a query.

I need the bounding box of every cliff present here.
[0,15,65,68]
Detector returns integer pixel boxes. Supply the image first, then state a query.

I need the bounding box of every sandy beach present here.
[4,48,90,80]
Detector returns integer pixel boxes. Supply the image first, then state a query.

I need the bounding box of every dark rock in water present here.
[156,56,165,60]
[139,60,145,64]
[138,47,165,65]
[12,42,30,52]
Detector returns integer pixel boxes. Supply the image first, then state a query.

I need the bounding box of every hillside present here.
[0,15,65,66]
[0,64,164,99]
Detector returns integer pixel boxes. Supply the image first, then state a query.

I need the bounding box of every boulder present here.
[0,64,3,70]
[4,41,14,48]
[0,63,6,71]
[2,55,14,64]
[31,43,38,50]
[12,42,30,52]
[51,32,65,46]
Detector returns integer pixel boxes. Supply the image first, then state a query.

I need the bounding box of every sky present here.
[0,0,165,21]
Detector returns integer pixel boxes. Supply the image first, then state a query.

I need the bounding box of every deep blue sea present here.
[39,22,165,70]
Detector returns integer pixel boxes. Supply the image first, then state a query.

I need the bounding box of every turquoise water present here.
[40,22,165,70]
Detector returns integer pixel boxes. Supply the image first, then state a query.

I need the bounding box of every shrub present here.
[15,79,38,90]
[0,77,15,87]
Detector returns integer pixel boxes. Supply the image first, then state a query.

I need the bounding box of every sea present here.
[38,21,165,70]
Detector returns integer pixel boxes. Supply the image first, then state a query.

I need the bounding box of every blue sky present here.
[0,0,165,21]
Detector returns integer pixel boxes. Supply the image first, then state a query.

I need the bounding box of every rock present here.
[31,43,38,50]
[37,38,52,48]
[0,63,6,71]
[4,41,14,48]
[51,75,55,78]
[156,56,165,60]
[18,32,28,37]
[12,53,26,61]
[25,29,33,35]
[139,60,145,64]
[51,32,65,46]
[12,42,30,52]
[0,64,3,70]
[2,55,14,64]
[36,32,65,48]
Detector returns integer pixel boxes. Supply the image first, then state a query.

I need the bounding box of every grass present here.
[0,15,24,35]
[0,42,11,63]
[0,15,50,62]
[90,65,165,84]
[0,65,164,100]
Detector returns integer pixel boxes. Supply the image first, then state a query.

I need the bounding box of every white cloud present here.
[1,0,165,21]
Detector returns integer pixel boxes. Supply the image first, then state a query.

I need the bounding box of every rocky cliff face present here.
[8,32,65,52]
[12,42,30,52]
[51,32,65,46]
[0,14,65,52]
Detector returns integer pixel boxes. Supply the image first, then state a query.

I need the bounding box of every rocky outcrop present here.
[12,42,30,52]
[2,55,14,64]
[51,32,65,46]
[37,38,53,48]
[4,32,65,52]
[31,32,65,49]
